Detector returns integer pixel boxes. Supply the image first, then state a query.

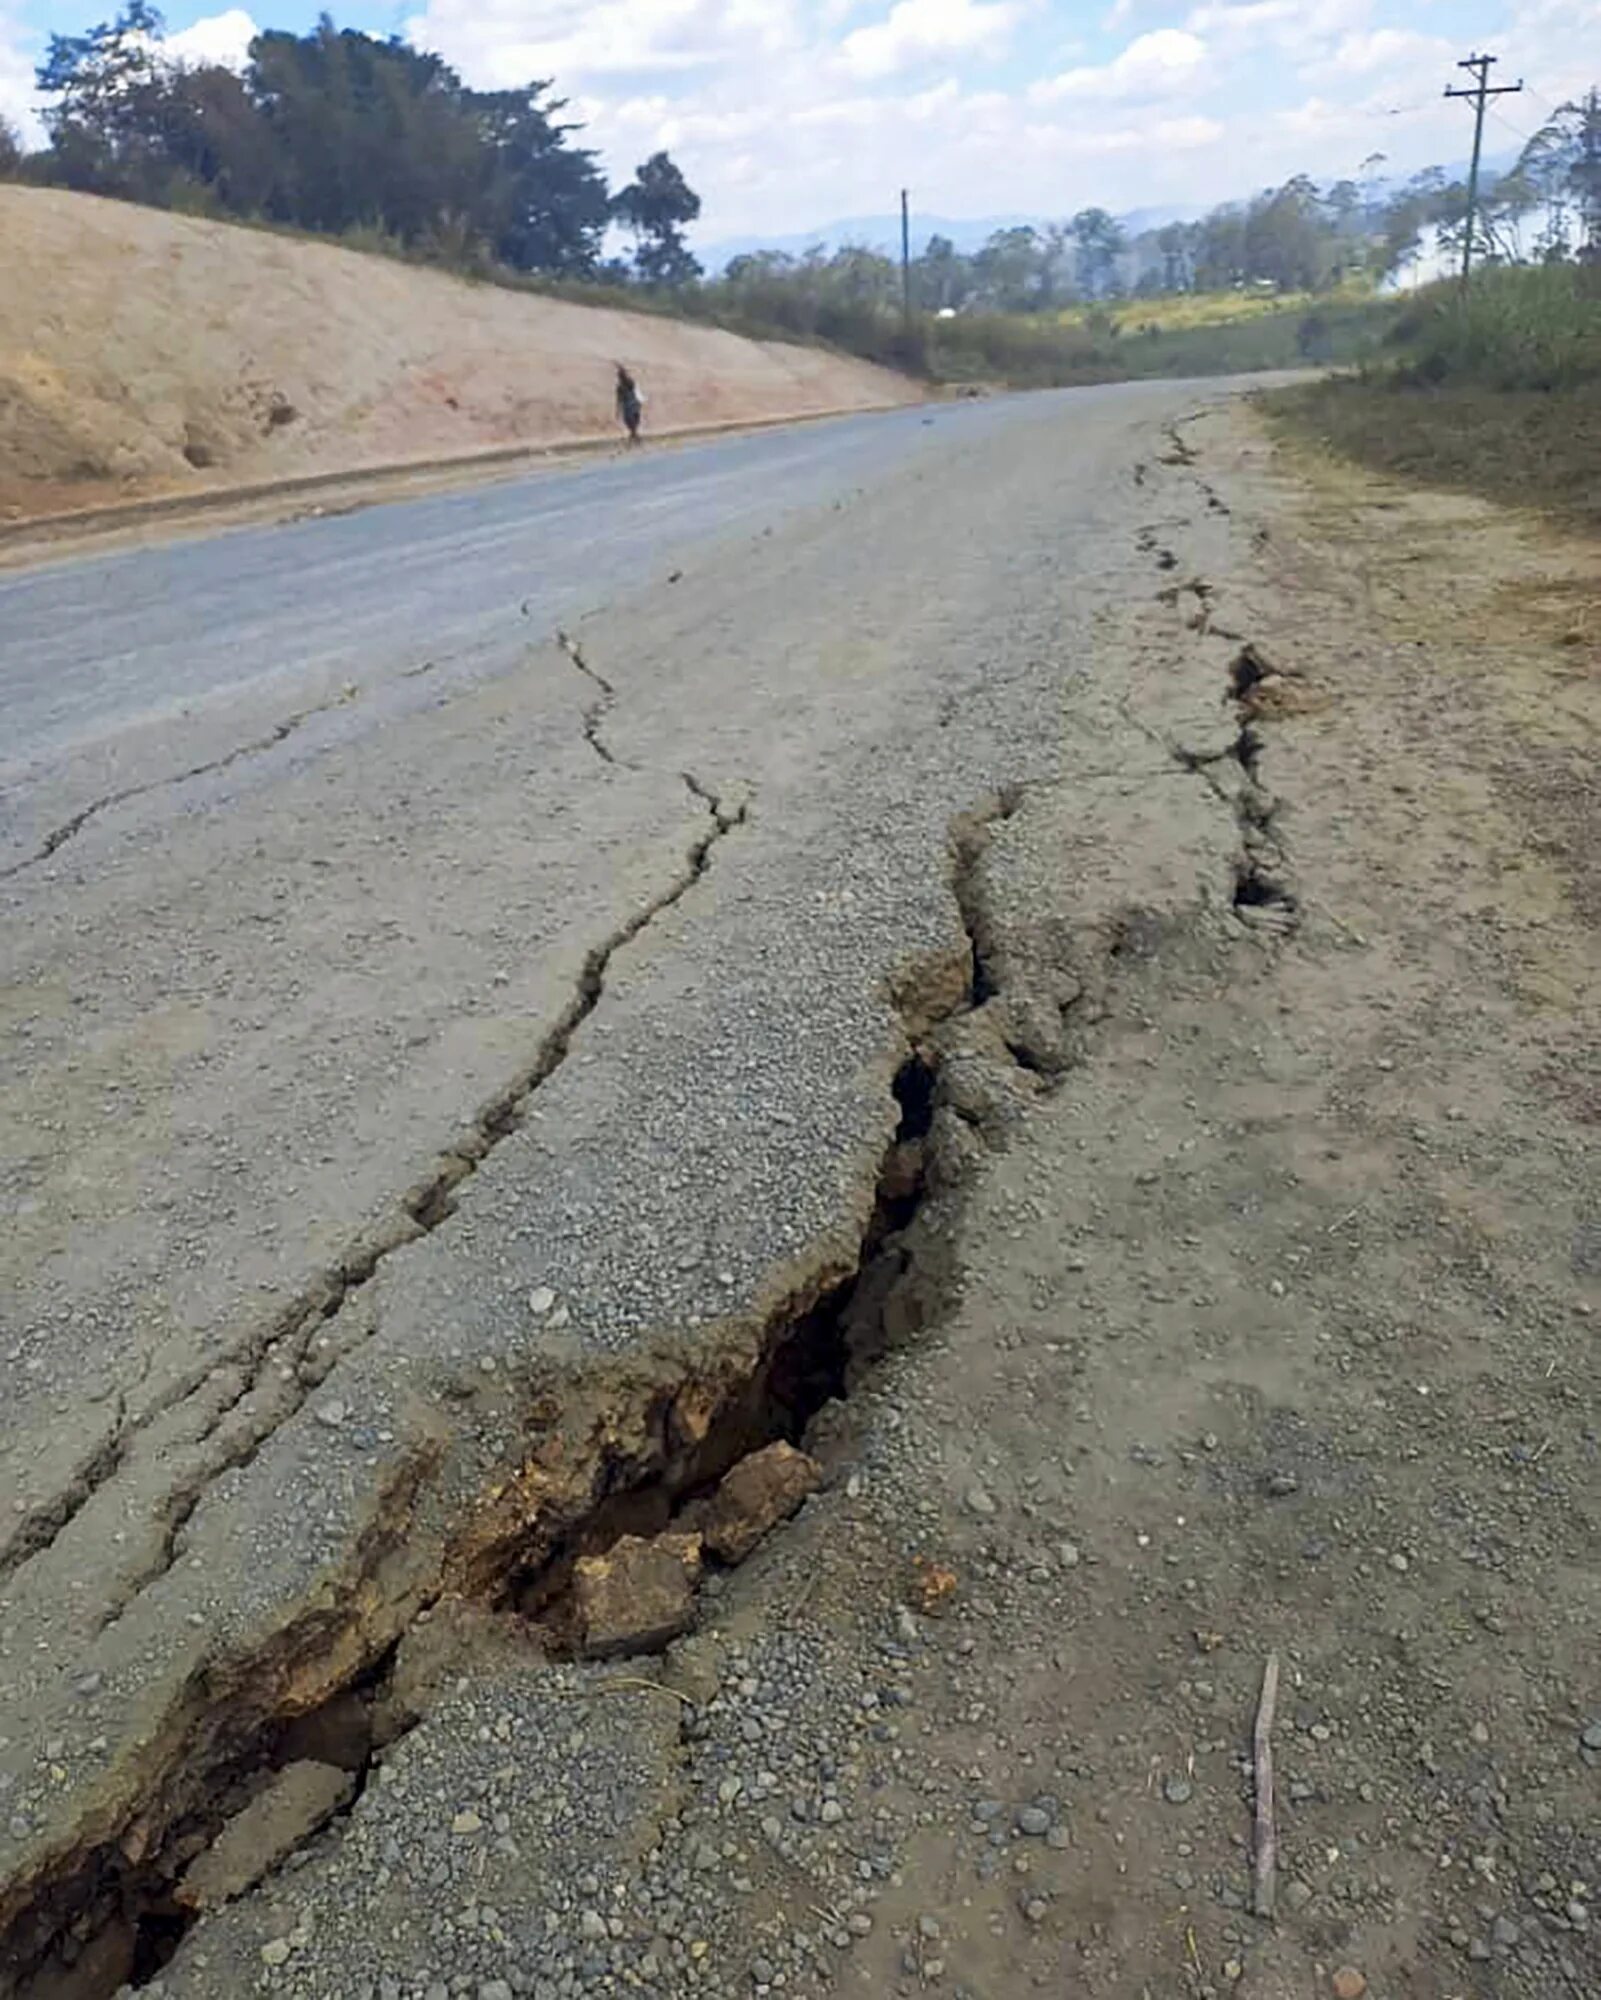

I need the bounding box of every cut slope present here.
[0,188,918,523]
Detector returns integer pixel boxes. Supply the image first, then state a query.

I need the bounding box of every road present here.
[0,377,1226,1994]
[4,401,1027,872]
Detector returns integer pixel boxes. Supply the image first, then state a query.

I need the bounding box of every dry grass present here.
[1266,378,1601,530]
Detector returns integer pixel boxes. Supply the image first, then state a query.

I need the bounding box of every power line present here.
[1444,52,1524,280]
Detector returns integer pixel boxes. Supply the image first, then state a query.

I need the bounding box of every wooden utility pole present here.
[900,188,912,332]
[1444,53,1523,281]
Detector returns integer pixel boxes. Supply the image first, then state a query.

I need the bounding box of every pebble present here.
[261,1939,292,1967]
[1016,1806,1051,1836]
[1331,1970,1367,2000]
[1283,1879,1313,1912]
[964,1486,998,1519]
[528,1287,557,1315]
[1056,1541,1082,1569]
[450,1810,483,1835]
[1581,1722,1601,1752]
[314,1400,347,1429]
[1389,1551,1410,1573]
[1163,1775,1193,1805]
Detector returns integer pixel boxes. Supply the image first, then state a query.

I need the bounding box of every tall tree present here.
[470,86,609,273]
[611,150,702,286]
[1069,208,1124,299]
[1518,90,1601,257]
[35,0,167,192]
[0,115,21,178]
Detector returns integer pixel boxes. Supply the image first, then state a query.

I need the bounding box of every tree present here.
[1518,90,1601,258]
[1069,207,1125,299]
[973,225,1046,309]
[35,0,168,192]
[611,150,701,287]
[470,86,610,274]
[1155,220,1191,292]
[0,115,21,178]
[916,232,969,311]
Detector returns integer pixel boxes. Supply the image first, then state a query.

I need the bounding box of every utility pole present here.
[1444,53,1523,281]
[900,188,912,333]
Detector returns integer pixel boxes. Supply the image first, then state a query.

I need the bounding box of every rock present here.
[1016,1806,1051,1836]
[1163,1775,1193,1805]
[702,1444,822,1565]
[1283,1878,1313,1912]
[314,1400,347,1429]
[451,1810,483,1835]
[574,1532,703,1657]
[964,1486,998,1519]
[1331,1970,1367,2000]
[528,1287,557,1316]
[1491,1916,1520,1948]
[1056,1541,1082,1569]
[176,1762,355,1911]
[1581,1722,1601,1752]
[261,1939,293,1967]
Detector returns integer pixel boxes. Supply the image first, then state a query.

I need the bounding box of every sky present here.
[4,0,1596,242]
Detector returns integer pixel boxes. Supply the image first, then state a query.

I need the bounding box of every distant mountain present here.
[698,205,1198,271]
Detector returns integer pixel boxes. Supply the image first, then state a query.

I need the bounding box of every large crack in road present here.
[0,382,1274,2000]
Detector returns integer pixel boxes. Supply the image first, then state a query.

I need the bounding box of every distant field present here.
[1059,285,1374,334]
[926,291,1403,389]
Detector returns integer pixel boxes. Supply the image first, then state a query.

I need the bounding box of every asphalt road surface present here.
[5,400,1061,870]
[0,378,1233,1992]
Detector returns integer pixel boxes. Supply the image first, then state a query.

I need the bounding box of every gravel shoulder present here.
[83,397,1601,2000]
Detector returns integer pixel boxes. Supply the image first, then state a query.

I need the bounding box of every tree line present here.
[3,3,702,283]
[2,5,1596,332]
[720,118,1600,341]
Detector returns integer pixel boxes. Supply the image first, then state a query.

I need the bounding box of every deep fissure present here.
[6,804,1004,2000]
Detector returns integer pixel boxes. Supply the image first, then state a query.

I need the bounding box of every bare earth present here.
[0,187,915,526]
[0,390,1596,2000]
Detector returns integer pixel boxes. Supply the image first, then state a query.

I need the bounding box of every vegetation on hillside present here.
[4,6,1598,401]
[1268,265,1601,527]
[16,3,698,283]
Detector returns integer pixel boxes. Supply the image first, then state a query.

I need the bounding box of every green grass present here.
[1265,267,1601,528]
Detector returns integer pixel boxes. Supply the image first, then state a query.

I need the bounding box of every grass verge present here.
[1264,378,1601,528]
[1263,269,1601,530]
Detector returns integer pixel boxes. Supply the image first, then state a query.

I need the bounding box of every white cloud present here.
[1186,0,1374,58]
[1330,26,1450,77]
[1031,27,1205,102]
[839,0,1020,78]
[408,0,801,86]
[0,8,42,144]
[164,8,259,70]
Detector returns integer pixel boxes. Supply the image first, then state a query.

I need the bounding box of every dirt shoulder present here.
[0,186,917,530]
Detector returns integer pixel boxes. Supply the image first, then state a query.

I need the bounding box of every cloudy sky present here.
[3,0,1594,240]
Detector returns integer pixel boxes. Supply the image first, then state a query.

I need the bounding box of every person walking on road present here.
[614,363,643,445]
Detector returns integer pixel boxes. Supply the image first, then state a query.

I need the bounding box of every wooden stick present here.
[1253,1650,1281,1919]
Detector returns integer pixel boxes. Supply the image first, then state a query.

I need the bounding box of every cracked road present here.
[1,378,1245,1991]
